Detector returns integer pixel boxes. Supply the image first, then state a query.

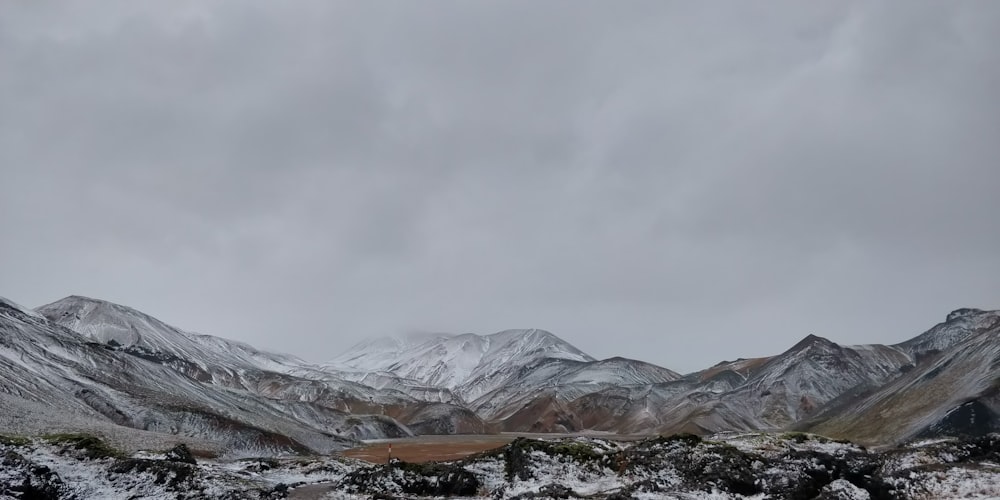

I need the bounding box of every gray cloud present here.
[2,1,998,372]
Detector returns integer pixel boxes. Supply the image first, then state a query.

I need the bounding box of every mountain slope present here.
[7,293,1000,446]
[1,297,414,454]
[714,334,913,429]
[461,332,914,436]
[38,296,305,374]
[326,329,686,432]
[327,329,597,402]
[322,312,1000,440]
[802,308,1000,444]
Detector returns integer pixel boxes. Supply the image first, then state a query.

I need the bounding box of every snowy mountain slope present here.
[326,335,435,371]
[30,296,488,441]
[0,298,414,454]
[559,356,682,386]
[37,296,458,410]
[464,333,915,436]
[0,296,46,320]
[327,329,595,401]
[354,327,918,435]
[803,308,1000,444]
[322,315,992,437]
[297,368,463,404]
[896,307,1000,357]
[714,334,913,429]
[38,296,306,374]
[328,329,687,430]
[466,356,682,421]
[561,335,913,436]
[8,292,1000,445]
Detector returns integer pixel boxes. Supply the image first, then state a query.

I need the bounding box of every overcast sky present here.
[2,1,998,373]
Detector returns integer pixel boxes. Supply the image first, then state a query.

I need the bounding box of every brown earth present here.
[340,435,515,463]
[339,433,651,464]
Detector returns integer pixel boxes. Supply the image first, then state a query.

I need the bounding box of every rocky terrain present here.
[2,431,1000,499]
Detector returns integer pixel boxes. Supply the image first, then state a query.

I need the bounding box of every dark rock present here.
[339,460,479,497]
[1,450,66,500]
[108,458,196,489]
[918,400,998,439]
[509,483,580,498]
[504,438,533,481]
[501,437,608,482]
[623,434,760,496]
[947,308,984,322]
[45,433,123,460]
[165,443,197,464]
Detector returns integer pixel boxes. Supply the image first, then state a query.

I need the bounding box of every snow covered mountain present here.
[38,295,307,379]
[322,306,1000,442]
[3,292,999,448]
[803,308,1000,444]
[326,329,596,400]
[0,296,421,455]
[325,329,684,432]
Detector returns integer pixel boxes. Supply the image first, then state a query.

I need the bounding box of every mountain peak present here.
[898,307,1000,356]
[946,308,986,322]
[327,328,594,399]
[36,295,206,356]
[39,295,149,323]
[789,333,839,352]
[49,294,113,307]
[484,328,594,361]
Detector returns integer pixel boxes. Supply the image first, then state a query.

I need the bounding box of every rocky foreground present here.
[3,432,1000,499]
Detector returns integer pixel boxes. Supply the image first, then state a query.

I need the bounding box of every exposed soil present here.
[341,435,515,463]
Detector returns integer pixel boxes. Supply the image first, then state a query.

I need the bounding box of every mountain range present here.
[1,294,998,455]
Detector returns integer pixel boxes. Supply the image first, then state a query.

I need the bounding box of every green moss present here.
[651,433,703,447]
[500,437,608,481]
[0,434,30,447]
[780,432,830,444]
[549,441,603,461]
[43,433,124,459]
[397,460,451,475]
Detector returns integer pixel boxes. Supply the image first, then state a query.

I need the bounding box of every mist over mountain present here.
[2,293,999,453]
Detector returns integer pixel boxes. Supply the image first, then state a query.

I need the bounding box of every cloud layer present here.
[3,1,998,372]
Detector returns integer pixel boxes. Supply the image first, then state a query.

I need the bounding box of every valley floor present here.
[341,432,651,464]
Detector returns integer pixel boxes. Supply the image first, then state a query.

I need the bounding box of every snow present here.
[1,440,283,499]
[36,296,308,374]
[891,466,1000,499]
[0,296,46,320]
[822,479,871,499]
[898,308,1000,356]
[5,433,1000,499]
[326,328,597,401]
[7,292,1000,464]
[0,296,411,457]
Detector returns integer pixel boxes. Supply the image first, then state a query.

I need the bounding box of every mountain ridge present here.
[2,294,999,449]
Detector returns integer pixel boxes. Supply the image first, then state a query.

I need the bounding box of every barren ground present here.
[339,433,650,464]
[341,434,515,463]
